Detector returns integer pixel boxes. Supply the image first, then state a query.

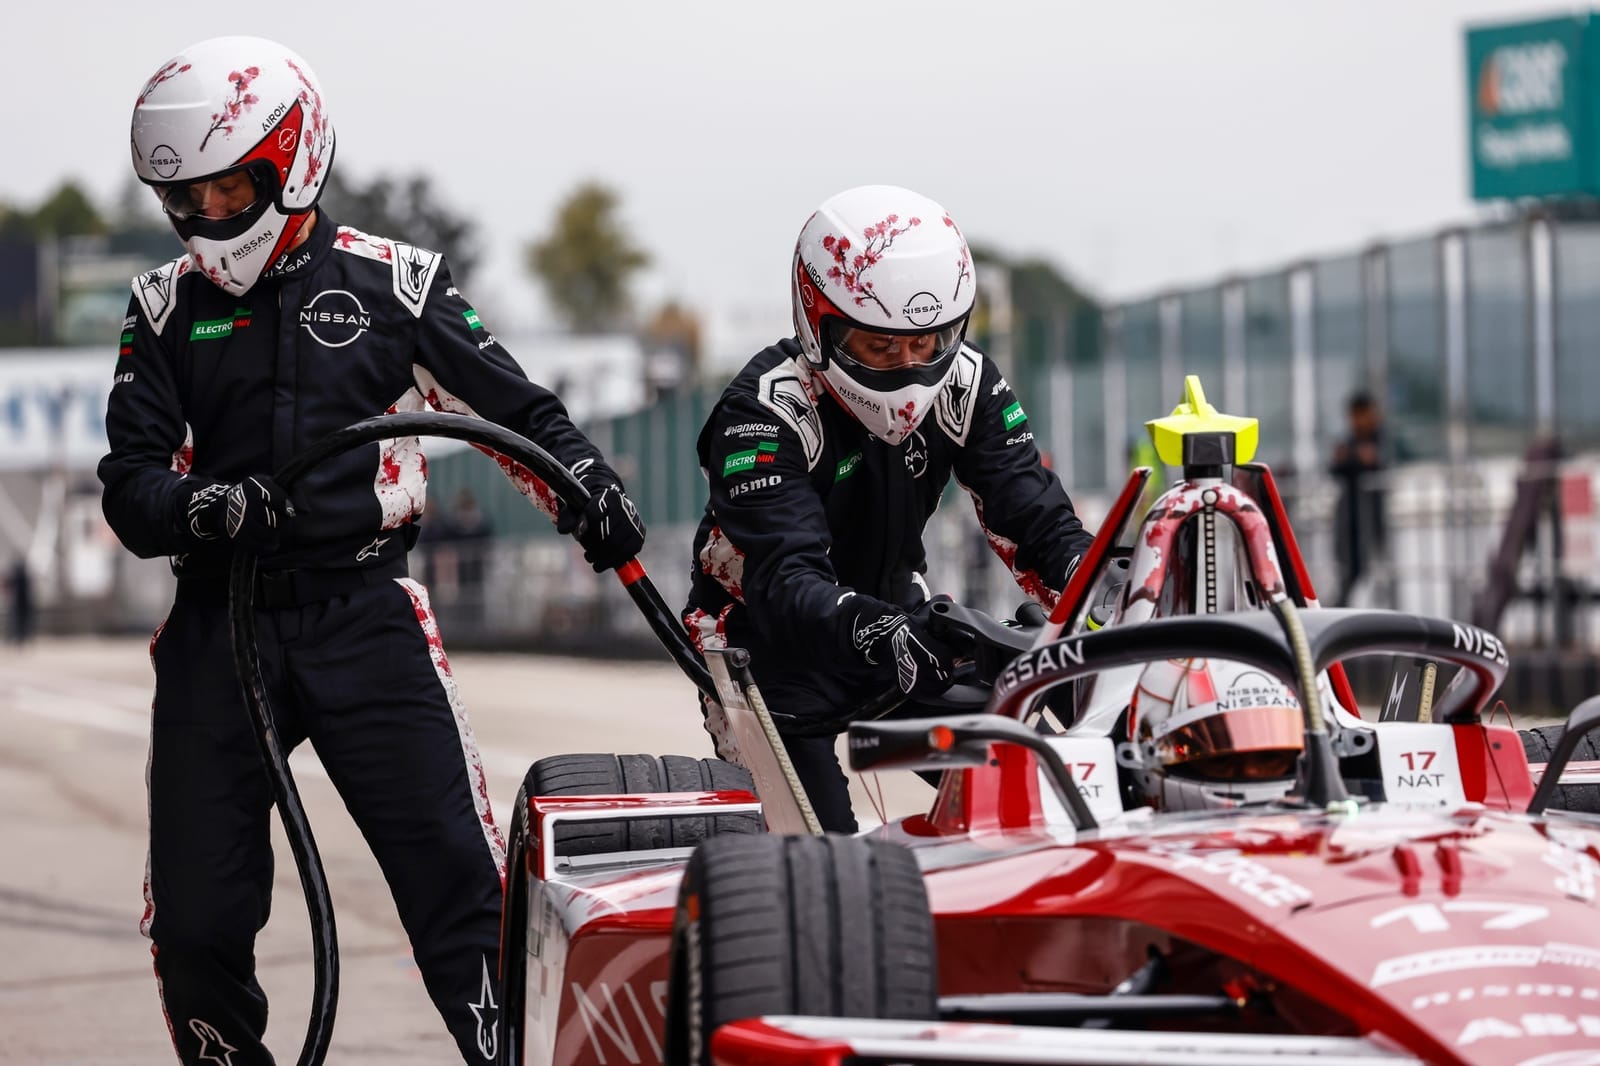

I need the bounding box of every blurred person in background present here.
[5,555,33,644]
[445,487,494,596]
[682,184,1094,833]
[99,35,643,1065]
[1329,389,1390,607]
[421,487,495,620]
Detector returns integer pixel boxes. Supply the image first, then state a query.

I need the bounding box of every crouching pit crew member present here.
[682,184,1093,832]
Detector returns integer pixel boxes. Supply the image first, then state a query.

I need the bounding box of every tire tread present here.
[667,834,936,1066]
[526,753,759,856]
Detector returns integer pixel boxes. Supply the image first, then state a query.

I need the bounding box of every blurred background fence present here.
[415,211,1600,638]
[9,211,1600,707]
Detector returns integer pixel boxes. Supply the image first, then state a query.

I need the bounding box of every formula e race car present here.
[238,382,1600,1066]
[482,379,1600,1066]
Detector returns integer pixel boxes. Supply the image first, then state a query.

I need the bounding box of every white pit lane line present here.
[5,679,535,784]
[11,675,857,827]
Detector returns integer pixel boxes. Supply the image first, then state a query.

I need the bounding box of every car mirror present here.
[846,716,1000,774]
[1528,695,1600,815]
[848,714,1099,830]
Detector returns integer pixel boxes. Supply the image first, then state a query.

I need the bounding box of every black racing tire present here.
[495,754,760,1063]
[527,753,761,856]
[1521,725,1600,814]
[496,777,536,1066]
[664,834,937,1066]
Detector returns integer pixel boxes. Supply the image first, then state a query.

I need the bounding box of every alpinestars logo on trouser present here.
[188,1018,238,1065]
[468,954,498,1060]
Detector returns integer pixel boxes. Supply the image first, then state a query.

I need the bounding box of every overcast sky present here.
[1,0,1564,332]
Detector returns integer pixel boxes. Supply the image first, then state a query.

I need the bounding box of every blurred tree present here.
[0,205,29,242]
[969,243,1100,366]
[29,182,107,238]
[0,181,108,239]
[640,299,704,398]
[319,169,481,283]
[526,182,650,334]
[110,176,169,235]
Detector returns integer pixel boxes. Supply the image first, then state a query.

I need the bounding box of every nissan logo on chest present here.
[299,289,373,347]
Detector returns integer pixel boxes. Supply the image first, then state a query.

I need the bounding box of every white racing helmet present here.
[791,185,975,445]
[1129,658,1304,811]
[130,36,335,294]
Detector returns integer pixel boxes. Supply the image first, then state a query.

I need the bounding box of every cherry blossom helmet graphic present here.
[791,185,976,445]
[1128,657,1305,812]
[130,35,336,295]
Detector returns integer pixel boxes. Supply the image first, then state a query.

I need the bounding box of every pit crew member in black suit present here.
[683,184,1093,832]
[101,35,643,1064]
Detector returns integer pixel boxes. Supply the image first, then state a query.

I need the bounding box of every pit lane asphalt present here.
[0,636,927,1065]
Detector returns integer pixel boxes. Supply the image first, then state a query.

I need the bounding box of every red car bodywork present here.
[507,467,1600,1066]
[516,791,1600,1065]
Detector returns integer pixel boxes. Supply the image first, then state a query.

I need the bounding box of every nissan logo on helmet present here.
[299,289,373,348]
[149,145,183,179]
[902,291,943,328]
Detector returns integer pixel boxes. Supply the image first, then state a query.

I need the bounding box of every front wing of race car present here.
[710,1016,1422,1065]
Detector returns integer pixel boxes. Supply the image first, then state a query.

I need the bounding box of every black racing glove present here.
[556,479,646,573]
[184,475,296,553]
[850,596,957,699]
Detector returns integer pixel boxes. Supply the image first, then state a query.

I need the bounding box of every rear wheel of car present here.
[495,754,760,1064]
[529,753,762,855]
[1520,725,1600,814]
[664,833,937,1066]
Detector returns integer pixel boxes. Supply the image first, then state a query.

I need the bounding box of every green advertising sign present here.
[1467,14,1595,199]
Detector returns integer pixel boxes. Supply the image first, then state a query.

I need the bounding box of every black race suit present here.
[682,338,1093,831]
[98,215,622,1065]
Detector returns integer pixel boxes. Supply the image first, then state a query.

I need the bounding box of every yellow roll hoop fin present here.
[1145,375,1259,468]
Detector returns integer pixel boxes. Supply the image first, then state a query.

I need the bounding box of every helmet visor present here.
[154,161,272,223]
[830,321,965,372]
[820,316,967,394]
[1155,705,1304,776]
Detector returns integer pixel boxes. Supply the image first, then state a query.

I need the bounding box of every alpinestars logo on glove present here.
[891,623,947,693]
[226,478,287,539]
[596,486,645,541]
[187,483,230,541]
[852,611,907,664]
